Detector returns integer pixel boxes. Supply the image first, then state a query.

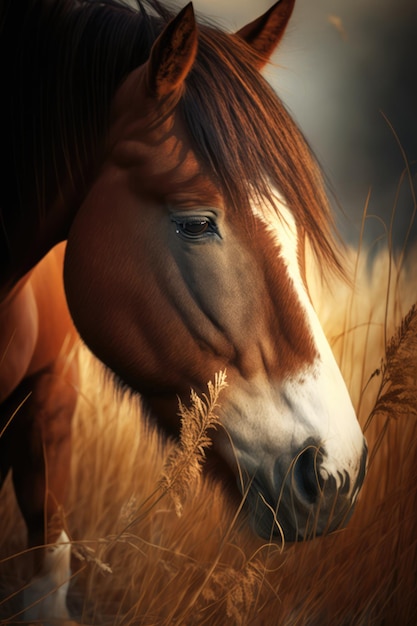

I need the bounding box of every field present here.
[0,235,416,624]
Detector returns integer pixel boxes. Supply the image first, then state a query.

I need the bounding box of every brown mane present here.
[0,0,342,279]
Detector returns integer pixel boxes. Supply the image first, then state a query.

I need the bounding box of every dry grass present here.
[0,239,416,624]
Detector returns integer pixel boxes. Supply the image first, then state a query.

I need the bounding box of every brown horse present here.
[0,0,367,620]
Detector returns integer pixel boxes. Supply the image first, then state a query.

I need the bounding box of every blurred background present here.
[190,0,417,252]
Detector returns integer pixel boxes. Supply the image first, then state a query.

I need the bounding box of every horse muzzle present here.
[243,439,368,541]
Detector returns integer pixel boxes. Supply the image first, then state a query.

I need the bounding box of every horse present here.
[0,0,368,620]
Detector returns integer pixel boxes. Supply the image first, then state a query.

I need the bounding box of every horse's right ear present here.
[146,2,198,99]
[236,0,295,67]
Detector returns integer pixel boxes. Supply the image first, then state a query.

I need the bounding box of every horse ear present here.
[146,2,198,99]
[236,0,295,67]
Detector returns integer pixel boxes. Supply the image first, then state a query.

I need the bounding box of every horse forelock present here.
[179,25,345,279]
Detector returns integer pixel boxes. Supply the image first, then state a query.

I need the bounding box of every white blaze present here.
[224,196,365,494]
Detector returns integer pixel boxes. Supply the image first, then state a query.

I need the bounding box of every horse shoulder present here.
[0,243,77,403]
[26,242,78,378]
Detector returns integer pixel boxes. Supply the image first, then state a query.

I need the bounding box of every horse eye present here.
[181,220,210,236]
[173,217,219,241]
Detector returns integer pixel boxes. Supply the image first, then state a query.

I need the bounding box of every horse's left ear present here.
[236,0,295,67]
[146,2,198,99]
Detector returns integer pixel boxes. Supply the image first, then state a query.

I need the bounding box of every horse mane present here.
[0,0,343,277]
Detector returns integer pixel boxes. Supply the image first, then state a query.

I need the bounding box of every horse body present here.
[0,0,367,620]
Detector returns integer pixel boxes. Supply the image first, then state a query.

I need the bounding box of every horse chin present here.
[202,449,352,544]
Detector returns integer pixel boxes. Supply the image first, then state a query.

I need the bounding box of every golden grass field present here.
[1,235,416,624]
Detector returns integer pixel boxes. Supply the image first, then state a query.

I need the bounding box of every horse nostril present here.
[293,445,324,504]
[252,440,367,540]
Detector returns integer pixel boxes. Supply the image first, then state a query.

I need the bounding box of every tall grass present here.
[0,238,416,624]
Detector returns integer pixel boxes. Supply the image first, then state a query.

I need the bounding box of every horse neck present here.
[0,0,151,292]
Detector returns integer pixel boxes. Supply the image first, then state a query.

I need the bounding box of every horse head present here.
[64,1,367,541]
